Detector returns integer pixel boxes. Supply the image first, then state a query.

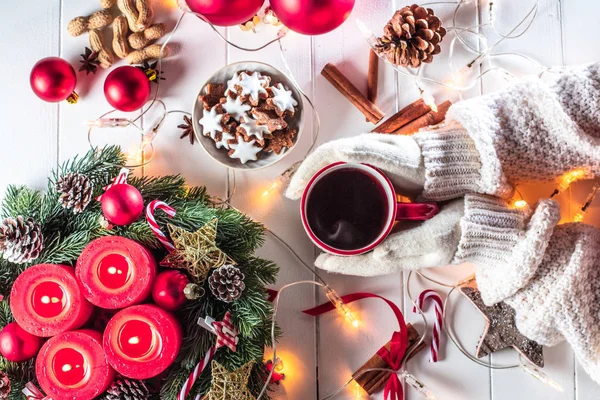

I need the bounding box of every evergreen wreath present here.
[0,146,279,399]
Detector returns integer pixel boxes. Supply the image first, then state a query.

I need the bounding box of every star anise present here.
[137,60,165,84]
[178,115,195,145]
[79,47,100,75]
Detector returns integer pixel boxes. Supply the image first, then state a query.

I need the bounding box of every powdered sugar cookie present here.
[222,95,251,121]
[228,137,262,164]
[234,72,270,106]
[238,115,271,141]
[267,83,298,116]
[199,105,227,140]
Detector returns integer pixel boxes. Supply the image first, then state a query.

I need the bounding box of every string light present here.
[551,169,586,197]
[512,199,528,209]
[402,372,438,400]
[520,363,563,392]
[572,179,599,223]
[324,285,359,327]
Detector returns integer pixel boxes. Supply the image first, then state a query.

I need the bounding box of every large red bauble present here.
[0,322,42,362]
[270,0,356,35]
[30,57,77,102]
[185,0,265,26]
[152,270,190,311]
[104,66,151,112]
[101,184,144,226]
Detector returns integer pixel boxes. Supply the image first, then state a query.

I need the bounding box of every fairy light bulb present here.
[403,373,437,400]
[520,363,563,392]
[86,118,130,128]
[420,90,438,112]
[273,358,285,374]
[573,212,585,222]
[552,169,586,197]
[324,285,359,327]
[512,199,528,209]
[262,164,298,198]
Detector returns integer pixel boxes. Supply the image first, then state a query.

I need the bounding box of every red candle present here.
[10,264,93,337]
[104,304,182,379]
[76,236,157,309]
[36,329,115,399]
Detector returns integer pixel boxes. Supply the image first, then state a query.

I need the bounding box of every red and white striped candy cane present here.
[145,199,176,252]
[178,346,216,400]
[413,289,444,362]
[96,167,130,201]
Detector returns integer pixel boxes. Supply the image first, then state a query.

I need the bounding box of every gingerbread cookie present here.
[199,83,225,110]
[228,137,263,164]
[250,107,288,132]
[238,115,271,142]
[233,71,270,106]
[199,104,228,140]
[266,83,298,117]
[221,95,251,122]
[264,128,296,155]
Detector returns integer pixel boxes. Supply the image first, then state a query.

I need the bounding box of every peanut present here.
[89,29,114,69]
[135,0,155,32]
[117,0,142,32]
[67,9,113,37]
[128,24,166,50]
[112,16,130,58]
[127,44,170,64]
[100,0,116,8]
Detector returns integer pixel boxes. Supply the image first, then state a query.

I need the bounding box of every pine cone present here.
[0,216,43,264]
[101,378,150,400]
[0,371,10,399]
[375,5,446,68]
[208,264,246,303]
[56,172,93,213]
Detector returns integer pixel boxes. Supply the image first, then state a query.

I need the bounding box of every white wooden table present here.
[1,0,599,399]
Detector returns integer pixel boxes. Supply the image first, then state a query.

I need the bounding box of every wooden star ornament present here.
[460,283,544,368]
[161,218,235,284]
[205,361,256,400]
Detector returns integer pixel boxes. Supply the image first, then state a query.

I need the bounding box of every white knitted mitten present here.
[415,62,600,200]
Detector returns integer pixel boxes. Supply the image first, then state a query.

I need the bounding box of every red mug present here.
[300,162,439,256]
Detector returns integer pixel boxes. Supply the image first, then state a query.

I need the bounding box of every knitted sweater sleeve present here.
[414,63,600,201]
[454,194,600,384]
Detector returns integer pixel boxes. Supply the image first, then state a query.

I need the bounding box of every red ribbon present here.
[303,292,408,400]
[23,382,52,400]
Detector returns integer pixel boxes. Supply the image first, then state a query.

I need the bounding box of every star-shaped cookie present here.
[460,284,544,368]
[161,218,235,284]
[205,361,255,400]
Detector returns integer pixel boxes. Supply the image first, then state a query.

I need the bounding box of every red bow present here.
[303,292,408,400]
[23,382,52,400]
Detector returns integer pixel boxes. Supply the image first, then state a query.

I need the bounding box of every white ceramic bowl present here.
[193,61,304,170]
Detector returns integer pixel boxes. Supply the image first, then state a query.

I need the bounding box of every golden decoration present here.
[205,361,256,400]
[161,218,235,284]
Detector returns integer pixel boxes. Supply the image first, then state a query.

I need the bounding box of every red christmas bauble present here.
[101,184,144,226]
[30,57,77,102]
[0,322,42,362]
[152,270,190,311]
[104,66,151,112]
[185,0,265,26]
[270,0,355,35]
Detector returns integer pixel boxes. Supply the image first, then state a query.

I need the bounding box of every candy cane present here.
[96,167,130,201]
[178,346,216,400]
[145,199,177,252]
[413,289,444,362]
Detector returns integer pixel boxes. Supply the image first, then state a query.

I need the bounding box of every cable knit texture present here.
[453,194,561,305]
[415,63,600,201]
[504,223,600,384]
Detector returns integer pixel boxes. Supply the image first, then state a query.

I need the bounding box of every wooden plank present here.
[0,0,60,194]
[479,1,576,399]
[226,20,317,400]
[562,0,600,397]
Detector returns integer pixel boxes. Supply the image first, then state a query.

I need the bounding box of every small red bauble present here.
[101,184,144,226]
[0,322,42,362]
[185,0,265,26]
[104,66,151,112]
[152,270,190,311]
[30,57,77,102]
[270,0,356,35]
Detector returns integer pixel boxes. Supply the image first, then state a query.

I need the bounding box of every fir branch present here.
[37,230,92,265]
[1,186,42,220]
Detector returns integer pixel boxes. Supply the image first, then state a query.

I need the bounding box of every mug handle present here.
[395,202,439,221]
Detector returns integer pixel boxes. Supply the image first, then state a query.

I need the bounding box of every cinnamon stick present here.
[367,50,379,116]
[352,323,427,395]
[321,63,385,124]
[372,98,431,133]
[394,100,452,135]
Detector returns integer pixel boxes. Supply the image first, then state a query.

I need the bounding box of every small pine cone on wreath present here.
[208,264,246,303]
[375,4,446,68]
[0,371,10,399]
[56,172,93,213]
[0,216,43,264]
[100,378,151,400]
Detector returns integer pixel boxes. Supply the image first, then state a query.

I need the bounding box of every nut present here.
[128,23,166,50]
[67,9,113,37]
[89,29,114,69]
[112,16,131,58]
[127,44,170,64]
